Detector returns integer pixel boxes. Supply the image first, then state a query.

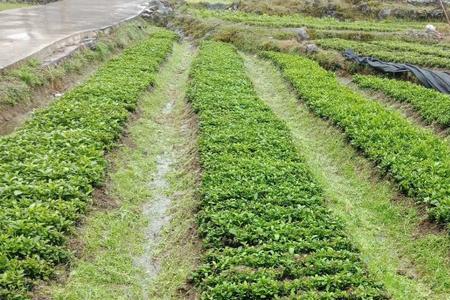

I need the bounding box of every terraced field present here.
[3,1,450,299]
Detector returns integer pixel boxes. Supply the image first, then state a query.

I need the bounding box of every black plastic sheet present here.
[343,49,450,94]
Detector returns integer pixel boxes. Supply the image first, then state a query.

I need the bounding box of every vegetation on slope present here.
[264,51,450,226]
[188,41,387,299]
[0,20,153,109]
[0,30,176,299]
[353,74,450,127]
[0,2,30,11]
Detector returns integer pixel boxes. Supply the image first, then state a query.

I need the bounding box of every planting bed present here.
[0,29,176,299]
[188,41,387,299]
[353,74,450,127]
[265,51,450,225]
[193,9,431,32]
[316,38,450,68]
[6,1,450,298]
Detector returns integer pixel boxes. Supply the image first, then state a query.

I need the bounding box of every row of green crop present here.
[188,41,388,299]
[264,51,450,226]
[370,40,450,59]
[316,38,450,68]
[0,30,176,299]
[192,8,434,32]
[353,75,450,127]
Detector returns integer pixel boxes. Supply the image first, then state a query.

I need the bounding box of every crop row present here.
[353,75,450,127]
[264,51,450,226]
[0,30,176,299]
[188,41,387,299]
[316,38,450,68]
[192,8,431,32]
[370,40,450,59]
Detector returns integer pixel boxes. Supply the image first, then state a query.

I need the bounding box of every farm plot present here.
[316,38,450,68]
[353,75,450,128]
[264,52,450,225]
[369,40,450,58]
[0,30,176,299]
[192,8,433,32]
[188,41,387,299]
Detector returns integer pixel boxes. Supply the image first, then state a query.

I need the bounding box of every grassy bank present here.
[0,2,30,11]
[0,19,153,115]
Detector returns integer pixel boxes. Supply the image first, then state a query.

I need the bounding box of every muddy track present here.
[45,41,201,299]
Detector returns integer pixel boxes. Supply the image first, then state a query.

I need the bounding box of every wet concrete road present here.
[0,0,149,69]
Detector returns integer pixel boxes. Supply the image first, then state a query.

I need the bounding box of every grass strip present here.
[264,51,450,226]
[0,29,176,299]
[188,41,387,299]
[0,3,30,11]
[353,74,450,127]
[48,42,198,300]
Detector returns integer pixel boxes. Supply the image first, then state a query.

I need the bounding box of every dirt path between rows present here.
[134,42,200,298]
[45,41,201,299]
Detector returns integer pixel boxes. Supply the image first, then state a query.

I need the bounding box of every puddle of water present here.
[136,153,174,277]
[134,100,178,298]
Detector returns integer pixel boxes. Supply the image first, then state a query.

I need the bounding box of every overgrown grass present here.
[243,53,450,299]
[227,0,444,21]
[0,2,30,11]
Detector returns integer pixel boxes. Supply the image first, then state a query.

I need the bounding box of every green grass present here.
[46,42,199,300]
[242,53,450,299]
[0,2,30,11]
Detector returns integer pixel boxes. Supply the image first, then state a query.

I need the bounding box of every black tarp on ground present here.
[343,49,450,94]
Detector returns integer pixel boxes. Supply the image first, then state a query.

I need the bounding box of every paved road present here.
[0,0,149,69]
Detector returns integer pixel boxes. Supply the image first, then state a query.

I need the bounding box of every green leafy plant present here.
[353,74,450,127]
[370,40,450,59]
[0,29,177,299]
[188,41,388,299]
[192,8,434,32]
[264,51,450,226]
